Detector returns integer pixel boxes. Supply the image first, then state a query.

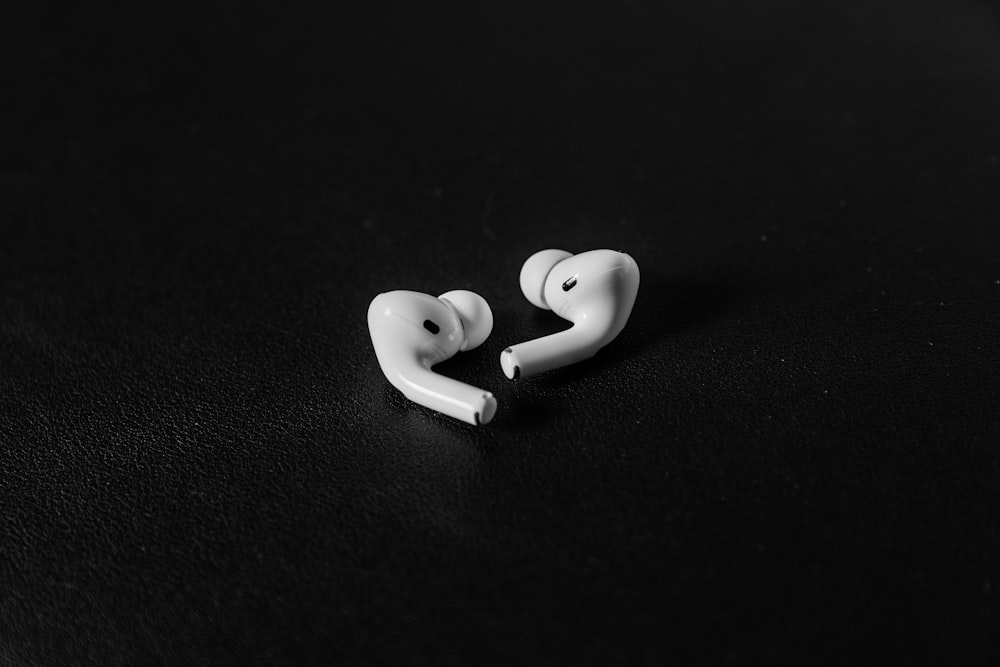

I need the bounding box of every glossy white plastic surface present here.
[368,290,497,425]
[501,249,640,379]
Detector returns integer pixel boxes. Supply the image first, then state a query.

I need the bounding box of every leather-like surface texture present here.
[2,1,999,664]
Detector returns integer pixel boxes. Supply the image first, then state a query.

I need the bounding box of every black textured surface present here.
[2,1,1000,664]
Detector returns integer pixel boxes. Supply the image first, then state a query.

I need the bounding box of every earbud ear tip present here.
[519,249,573,310]
[438,290,494,350]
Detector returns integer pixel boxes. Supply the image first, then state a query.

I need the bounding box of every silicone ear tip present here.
[519,249,573,310]
[438,290,494,350]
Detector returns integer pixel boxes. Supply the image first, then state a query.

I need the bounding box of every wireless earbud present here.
[368,289,497,425]
[501,249,640,379]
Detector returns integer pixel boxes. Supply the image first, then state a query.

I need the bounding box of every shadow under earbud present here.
[655,275,744,337]
[492,392,550,429]
[536,274,745,383]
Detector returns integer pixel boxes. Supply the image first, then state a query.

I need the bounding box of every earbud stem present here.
[501,325,601,380]
[384,357,497,425]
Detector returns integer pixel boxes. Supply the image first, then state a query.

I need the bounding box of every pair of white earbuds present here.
[367,248,640,425]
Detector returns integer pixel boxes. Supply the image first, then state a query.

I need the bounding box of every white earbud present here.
[368,289,497,425]
[501,249,640,379]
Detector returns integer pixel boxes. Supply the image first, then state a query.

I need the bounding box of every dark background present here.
[2,0,999,664]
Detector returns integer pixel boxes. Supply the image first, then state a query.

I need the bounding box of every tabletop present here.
[2,1,999,664]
